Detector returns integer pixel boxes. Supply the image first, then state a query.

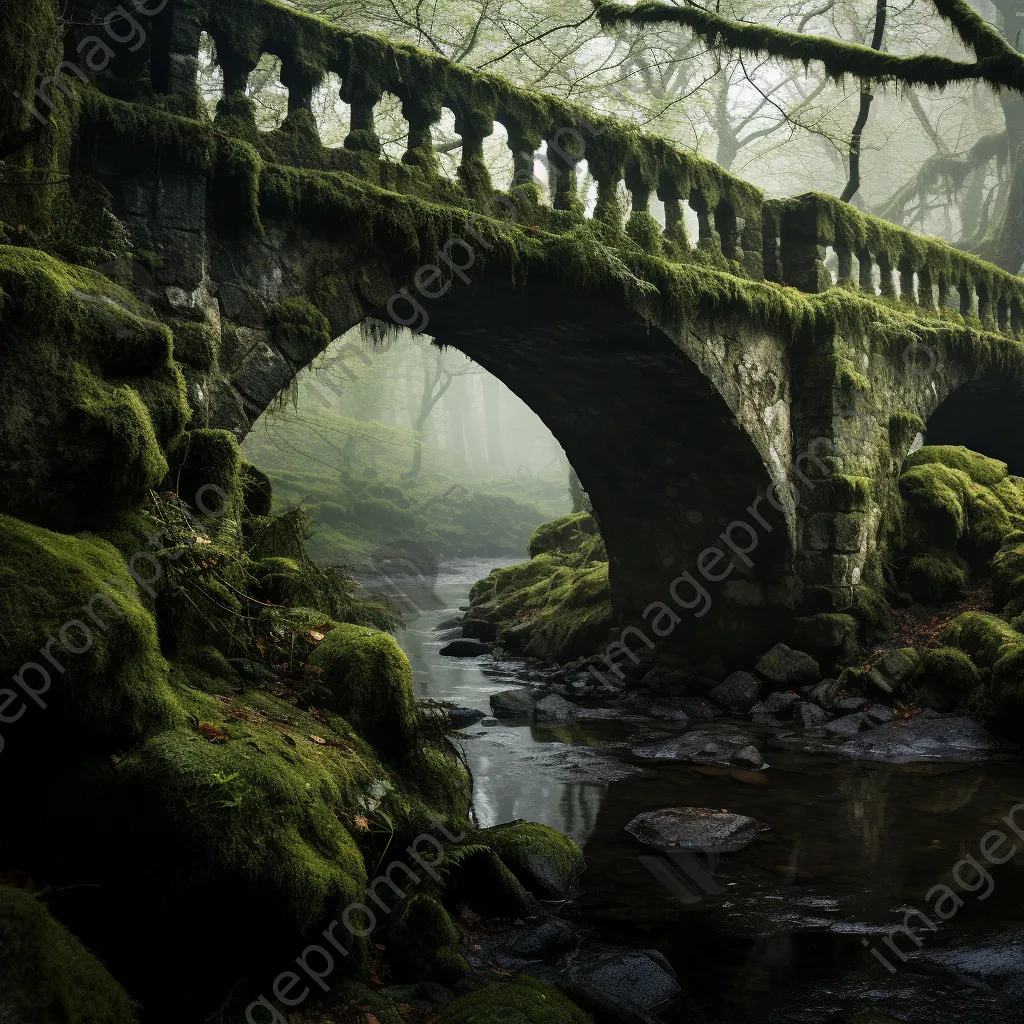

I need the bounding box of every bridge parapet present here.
[771,193,1024,335]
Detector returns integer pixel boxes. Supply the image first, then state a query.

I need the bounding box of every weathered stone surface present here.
[755,643,821,687]
[751,690,800,722]
[794,700,828,729]
[709,671,762,711]
[490,688,539,719]
[563,945,681,1011]
[677,697,721,719]
[625,807,766,853]
[864,704,894,725]
[231,341,292,410]
[155,174,206,231]
[824,712,871,736]
[840,715,1015,761]
[534,693,578,722]
[439,638,490,657]
[632,727,765,769]
[445,706,486,728]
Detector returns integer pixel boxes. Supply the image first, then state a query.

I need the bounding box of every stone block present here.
[833,513,866,553]
[804,513,832,551]
[155,228,205,290]
[231,341,292,411]
[156,175,206,231]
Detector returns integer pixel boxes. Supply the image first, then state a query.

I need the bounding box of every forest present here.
[3,1,1024,1023]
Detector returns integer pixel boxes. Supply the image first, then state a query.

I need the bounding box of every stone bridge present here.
[48,0,1024,658]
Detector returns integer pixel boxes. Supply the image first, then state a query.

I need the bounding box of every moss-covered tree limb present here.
[593,0,1024,93]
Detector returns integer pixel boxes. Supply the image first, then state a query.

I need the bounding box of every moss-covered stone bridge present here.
[14,0,1024,658]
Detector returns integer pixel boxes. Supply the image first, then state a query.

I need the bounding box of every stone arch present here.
[205,236,797,656]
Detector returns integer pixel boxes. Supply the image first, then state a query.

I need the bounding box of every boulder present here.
[841,714,1016,761]
[563,945,681,1011]
[794,701,828,729]
[750,691,799,722]
[677,698,721,719]
[482,821,585,901]
[864,704,894,725]
[754,644,821,687]
[631,727,765,769]
[440,638,491,657]
[490,688,539,719]
[625,807,766,853]
[534,694,578,722]
[824,712,871,736]
[446,707,487,729]
[708,671,762,712]
[806,677,842,709]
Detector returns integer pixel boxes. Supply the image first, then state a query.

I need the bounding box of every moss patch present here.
[0,887,138,1024]
[439,976,593,1024]
[481,820,585,900]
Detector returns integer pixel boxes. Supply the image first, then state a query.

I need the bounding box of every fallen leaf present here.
[307,630,325,643]
[354,814,370,831]
[309,735,327,745]
[199,722,229,743]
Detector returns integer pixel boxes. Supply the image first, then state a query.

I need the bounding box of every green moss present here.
[239,459,273,517]
[115,684,376,936]
[0,887,138,1024]
[165,428,242,516]
[170,319,220,371]
[904,445,1009,486]
[0,245,187,532]
[0,514,185,748]
[385,892,459,981]
[306,623,417,760]
[268,296,332,365]
[440,976,593,1024]
[482,821,585,900]
[941,610,1021,667]
[904,552,966,604]
[914,646,982,712]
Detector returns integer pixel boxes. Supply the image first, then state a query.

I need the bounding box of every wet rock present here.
[732,744,764,769]
[862,646,921,696]
[794,701,828,729]
[677,698,721,719]
[434,616,464,631]
[824,712,871,736]
[557,982,666,1024]
[625,807,766,853]
[631,727,764,769]
[496,917,581,959]
[647,700,690,722]
[914,927,1024,1004]
[440,638,491,657]
[446,706,487,729]
[479,716,499,727]
[490,688,539,719]
[562,945,681,1010]
[864,703,894,725]
[572,705,620,721]
[534,693,578,722]
[754,643,820,687]
[750,691,799,722]
[511,745,642,784]
[806,677,841,709]
[433,627,464,642]
[708,671,762,712]
[766,730,844,754]
[833,694,868,712]
[840,714,1016,761]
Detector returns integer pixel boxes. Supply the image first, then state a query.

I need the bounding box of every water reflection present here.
[390,558,609,844]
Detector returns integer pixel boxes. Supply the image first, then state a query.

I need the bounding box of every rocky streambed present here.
[395,561,1024,1023]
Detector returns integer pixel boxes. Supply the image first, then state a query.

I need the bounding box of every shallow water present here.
[393,559,1024,1021]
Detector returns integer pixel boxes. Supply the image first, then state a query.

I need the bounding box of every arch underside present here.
[925,373,1024,476]
[401,273,794,657]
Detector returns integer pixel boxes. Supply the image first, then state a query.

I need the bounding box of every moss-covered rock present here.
[914,646,981,712]
[904,552,966,604]
[0,887,138,1024]
[385,892,464,982]
[0,246,188,532]
[439,976,593,1024]
[527,512,606,561]
[0,514,184,750]
[481,821,585,901]
[306,623,417,760]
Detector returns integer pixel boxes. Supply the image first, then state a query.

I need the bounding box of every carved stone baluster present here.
[917,267,936,310]
[343,76,382,154]
[1012,295,1024,335]
[857,249,873,293]
[545,125,585,213]
[740,210,762,278]
[402,99,441,171]
[836,240,853,286]
[689,189,719,252]
[960,278,974,318]
[898,257,916,304]
[978,284,993,328]
[877,252,895,299]
[715,199,740,262]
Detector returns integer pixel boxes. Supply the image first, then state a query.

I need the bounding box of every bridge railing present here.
[769,193,1024,333]
[81,0,1024,336]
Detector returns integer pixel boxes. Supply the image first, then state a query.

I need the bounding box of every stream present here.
[392,559,1024,1022]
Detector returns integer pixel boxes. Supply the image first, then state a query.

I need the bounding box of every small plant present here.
[210,771,246,809]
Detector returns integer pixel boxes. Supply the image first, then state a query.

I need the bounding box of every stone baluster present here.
[917,267,936,310]
[455,110,495,196]
[545,125,585,213]
[217,39,257,101]
[689,189,720,251]
[898,256,916,304]
[740,211,762,278]
[281,58,317,116]
[401,98,441,171]
[857,249,873,293]
[977,284,993,328]
[960,278,973,318]
[342,76,382,154]
[877,252,895,298]
[592,166,624,231]
[714,199,741,262]
[997,293,1010,333]
[778,194,828,292]
[1012,295,1024,335]
[937,274,951,309]
[504,122,541,191]
[835,240,853,286]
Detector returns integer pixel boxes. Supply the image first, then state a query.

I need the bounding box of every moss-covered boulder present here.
[0,887,138,1024]
[941,611,1024,725]
[913,647,982,712]
[481,821,585,900]
[439,976,593,1024]
[307,624,417,760]
[904,552,966,604]
[465,514,613,663]
[385,892,469,984]
[0,247,188,532]
[0,514,184,751]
